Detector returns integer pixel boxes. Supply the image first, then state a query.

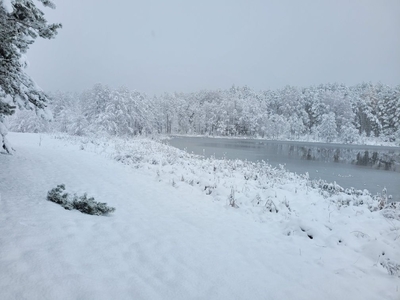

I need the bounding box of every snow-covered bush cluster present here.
[7,82,400,145]
[47,184,115,216]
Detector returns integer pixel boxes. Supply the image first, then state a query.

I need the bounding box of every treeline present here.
[8,82,400,143]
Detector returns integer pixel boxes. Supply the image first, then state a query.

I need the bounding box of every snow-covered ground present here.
[0,132,399,300]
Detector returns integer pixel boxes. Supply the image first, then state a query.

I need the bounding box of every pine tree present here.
[0,0,61,152]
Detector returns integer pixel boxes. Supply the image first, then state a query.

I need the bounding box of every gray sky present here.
[27,0,400,95]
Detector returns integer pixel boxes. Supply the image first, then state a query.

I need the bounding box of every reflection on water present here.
[355,151,398,171]
[200,140,400,172]
[168,137,400,201]
[283,145,400,172]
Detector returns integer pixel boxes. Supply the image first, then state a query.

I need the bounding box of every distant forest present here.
[9,82,400,144]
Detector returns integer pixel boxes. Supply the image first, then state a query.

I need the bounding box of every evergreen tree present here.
[318,112,338,142]
[0,0,61,152]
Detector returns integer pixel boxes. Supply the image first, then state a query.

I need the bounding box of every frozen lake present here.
[168,136,400,202]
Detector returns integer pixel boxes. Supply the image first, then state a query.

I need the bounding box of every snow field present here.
[0,132,399,300]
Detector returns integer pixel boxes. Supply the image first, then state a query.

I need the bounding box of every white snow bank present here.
[0,132,399,300]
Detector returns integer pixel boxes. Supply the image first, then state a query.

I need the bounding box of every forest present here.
[8,82,400,144]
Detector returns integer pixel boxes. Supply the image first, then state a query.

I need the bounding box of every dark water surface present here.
[168,136,400,201]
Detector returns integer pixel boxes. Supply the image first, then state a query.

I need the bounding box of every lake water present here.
[168,136,400,202]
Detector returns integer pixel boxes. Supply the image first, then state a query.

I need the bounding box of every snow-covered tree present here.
[288,116,306,139]
[0,0,61,152]
[49,91,80,134]
[7,108,49,133]
[376,84,400,139]
[267,114,288,139]
[317,112,338,142]
[82,83,111,130]
[341,124,359,144]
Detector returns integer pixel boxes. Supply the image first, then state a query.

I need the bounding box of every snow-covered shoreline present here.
[169,133,400,148]
[1,132,399,300]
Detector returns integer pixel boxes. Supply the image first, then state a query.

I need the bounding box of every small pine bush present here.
[47,184,73,210]
[47,184,115,216]
[72,193,116,216]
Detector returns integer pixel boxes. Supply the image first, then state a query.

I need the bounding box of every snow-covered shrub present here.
[380,258,400,277]
[381,204,400,221]
[71,193,116,216]
[47,184,73,210]
[313,180,344,197]
[264,198,278,213]
[47,184,115,216]
[228,188,238,208]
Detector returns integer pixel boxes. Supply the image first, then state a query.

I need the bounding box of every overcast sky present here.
[27,0,400,95]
